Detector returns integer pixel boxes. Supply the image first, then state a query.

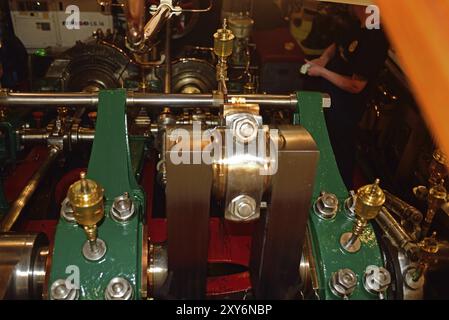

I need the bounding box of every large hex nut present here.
[227,195,258,221]
[330,268,358,298]
[231,115,259,144]
[111,192,135,223]
[314,192,339,220]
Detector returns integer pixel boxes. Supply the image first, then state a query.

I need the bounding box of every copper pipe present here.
[164,18,172,94]
[0,146,61,232]
[125,0,146,50]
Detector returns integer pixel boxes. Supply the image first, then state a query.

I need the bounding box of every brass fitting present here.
[422,181,447,237]
[429,149,447,187]
[340,179,385,253]
[213,19,235,94]
[213,19,235,59]
[68,172,107,261]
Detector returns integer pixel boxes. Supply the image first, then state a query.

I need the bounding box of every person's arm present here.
[305,59,368,94]
[319,68,368,94]
[308,43,337,67]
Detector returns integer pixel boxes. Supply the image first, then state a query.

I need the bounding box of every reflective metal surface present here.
[0,90,300,109]
[0,146,61,232]
[0,233,49,299]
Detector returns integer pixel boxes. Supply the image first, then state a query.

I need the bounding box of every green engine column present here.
[295,91,385,300]
[49,89,145,300]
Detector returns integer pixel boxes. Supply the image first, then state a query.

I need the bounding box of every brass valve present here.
[340,179,385,253]
[213,19,235,59]
[67,172,107,261]
[429,149,447,187]
[213,19,235,94]
[422,180,447,237]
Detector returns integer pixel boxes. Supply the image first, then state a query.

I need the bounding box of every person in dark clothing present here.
[305,3,389,189]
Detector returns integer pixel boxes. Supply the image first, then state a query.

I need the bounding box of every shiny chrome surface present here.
[0,91,299,109]
[148,243,168,298]
[0,233,49,299]
[0,146,61,232]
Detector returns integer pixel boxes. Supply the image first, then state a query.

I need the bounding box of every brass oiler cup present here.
[354,178,386,221]
[213,20,235,59]
[67,172,107,261]
[68,172,104,228]
[341,179,386,253]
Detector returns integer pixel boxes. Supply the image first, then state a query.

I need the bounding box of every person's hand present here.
[307,57,326,67]
[305,59,325,77]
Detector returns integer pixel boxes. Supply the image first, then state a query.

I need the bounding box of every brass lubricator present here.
[422,180,447,237]
[413,149,447,201]
[213,19,235,94]
[429,149,447,187]
[67,172,107,261]
[340,179,386,253]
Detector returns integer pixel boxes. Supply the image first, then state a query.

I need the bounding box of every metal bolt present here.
[344,190,357,219]
[363,265,391,298]
[50,279,79,300]
[60,197,76,223]
[330,268,358,298]
[111,192,135,222]
[232,115,259,143]
[105,277,133,300]
[404,267,425,290]
[314,192,339,220]
[228,195,257,221]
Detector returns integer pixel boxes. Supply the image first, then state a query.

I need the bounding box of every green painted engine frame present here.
[48,89,384,300]
[295,91,385,300]
[49,89,145,300]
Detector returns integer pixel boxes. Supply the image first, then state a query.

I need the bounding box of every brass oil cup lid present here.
[67,172,104,209]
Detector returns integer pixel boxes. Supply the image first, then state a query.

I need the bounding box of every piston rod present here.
[0,91,300,109]
[0,145,61,232]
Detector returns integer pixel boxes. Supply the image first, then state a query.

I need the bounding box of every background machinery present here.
[0,0,448,300]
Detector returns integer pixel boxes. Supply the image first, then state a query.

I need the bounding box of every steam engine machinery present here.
[1,0,449,300]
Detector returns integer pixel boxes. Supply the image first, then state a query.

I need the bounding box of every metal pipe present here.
[0,146,61,232]
[18,129,50,144]
[0,91,300,108]
[125,0,146,50]
[376,207,420,261]
[384,190,423,226]
[164,18,172,94]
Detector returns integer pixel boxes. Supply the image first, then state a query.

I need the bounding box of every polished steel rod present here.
[0,146,61,232]
[0,91,300,108]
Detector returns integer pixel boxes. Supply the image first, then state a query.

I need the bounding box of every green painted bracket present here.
[0,120,21,217]
[296,91,385,300]
[49,89,145,300]
[0,122,18,164]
